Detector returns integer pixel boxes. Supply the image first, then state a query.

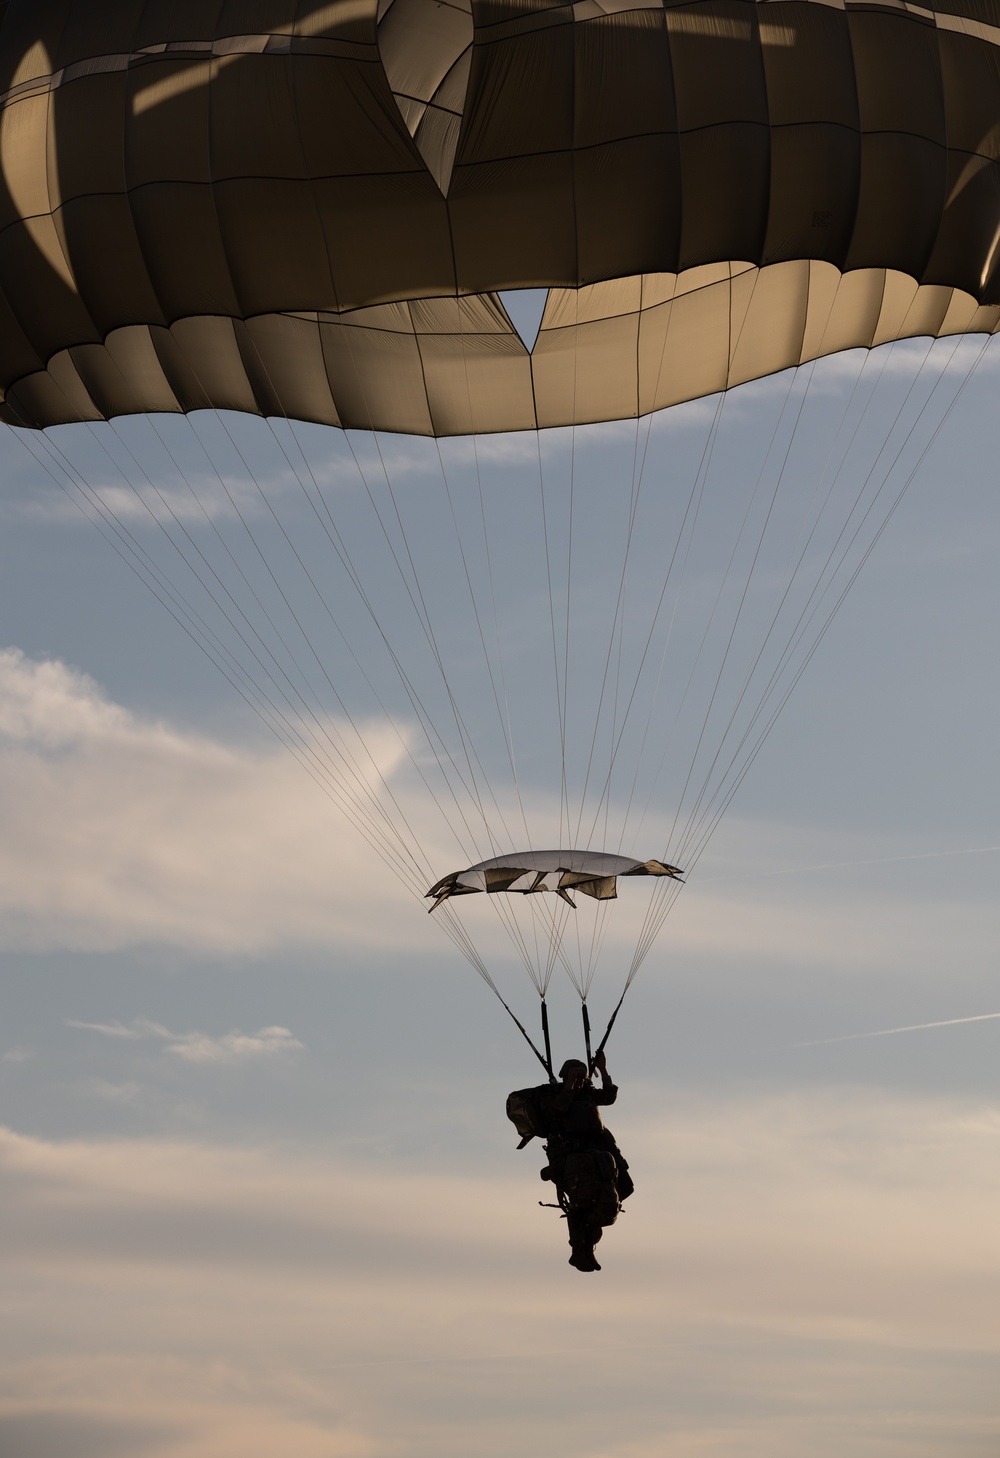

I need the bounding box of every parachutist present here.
[507,1048,633,1274]
[551,1051,633,1272]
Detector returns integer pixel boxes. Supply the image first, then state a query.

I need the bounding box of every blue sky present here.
[1,338,999,1457]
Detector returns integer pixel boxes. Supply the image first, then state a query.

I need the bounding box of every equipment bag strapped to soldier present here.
[506,1085,556,1149]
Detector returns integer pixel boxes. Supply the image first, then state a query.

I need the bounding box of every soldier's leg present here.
[566,1207,601,1272]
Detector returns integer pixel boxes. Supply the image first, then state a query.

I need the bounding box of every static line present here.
[784,1012,1000,1049]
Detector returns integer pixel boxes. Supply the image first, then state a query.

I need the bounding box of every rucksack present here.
[506,1084,555,1147]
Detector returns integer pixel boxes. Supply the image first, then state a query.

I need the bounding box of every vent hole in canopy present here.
[498,289,549,351]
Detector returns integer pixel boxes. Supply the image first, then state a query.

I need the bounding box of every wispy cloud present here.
[65,1018,161,1041]
[1,1047,33,1065]
[66,1017,303,1063]
[6,443,294,528]
[76,472,273,526]
[168,1026,302,1062]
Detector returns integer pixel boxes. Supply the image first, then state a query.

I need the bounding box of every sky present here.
[1,334,1000,1458]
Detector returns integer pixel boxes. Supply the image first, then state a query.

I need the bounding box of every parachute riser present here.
[493,988,553,1080]
[582,1001,594,1074]
[540,1000,555,1083]
[591,988,627,1070]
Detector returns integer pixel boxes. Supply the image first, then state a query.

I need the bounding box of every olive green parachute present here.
[2,0,1000,434]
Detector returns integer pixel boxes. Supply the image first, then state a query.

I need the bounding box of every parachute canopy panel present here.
[427,851,684,910]
[3,0,1000,431]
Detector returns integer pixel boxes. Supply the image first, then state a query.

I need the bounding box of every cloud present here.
[0,648,993,980]
[1,1047,33,1064]
[0,649,135,748]
[0,648,420,955]
[66,1018,157,1040]
[5,429,299,528]
[1,1087,999,1457]
[75,472,273,527]
[167,1026,302,1063]
[66,1017,304,1063]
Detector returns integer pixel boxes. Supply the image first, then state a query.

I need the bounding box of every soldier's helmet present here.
[559,1059,588,1079]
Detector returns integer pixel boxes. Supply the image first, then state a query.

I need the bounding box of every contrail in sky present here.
[785,1012,1000,1049]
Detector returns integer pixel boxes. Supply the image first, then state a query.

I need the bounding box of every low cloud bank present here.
[1,1087,999,1458]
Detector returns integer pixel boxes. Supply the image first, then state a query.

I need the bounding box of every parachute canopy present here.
[2,0,1000,433]
[427,851,684,910]
[3,0,994,1052]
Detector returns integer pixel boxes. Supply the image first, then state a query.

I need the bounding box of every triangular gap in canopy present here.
[497,289,549,352]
